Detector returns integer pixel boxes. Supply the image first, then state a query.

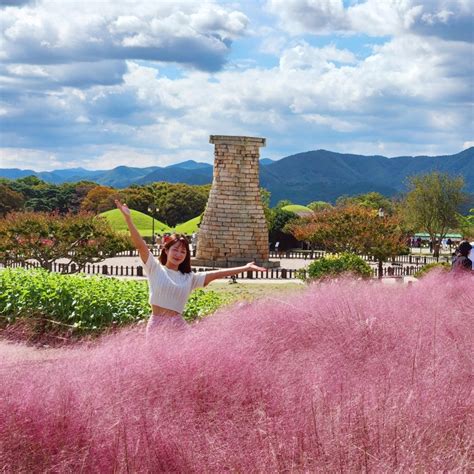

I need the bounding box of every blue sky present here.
[0,0,473,171]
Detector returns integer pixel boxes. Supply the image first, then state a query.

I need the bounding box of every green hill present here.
[282,204,312,214]
[174,215,202,235]
[100,209,171,237]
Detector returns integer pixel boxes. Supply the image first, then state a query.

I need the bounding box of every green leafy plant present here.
[414,262,451,279]
[299,252,372,281]
[182,288,230,322]
[0,268,150,332]
[0,268,232,336]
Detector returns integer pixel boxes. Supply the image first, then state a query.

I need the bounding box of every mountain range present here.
[1,149,472,206]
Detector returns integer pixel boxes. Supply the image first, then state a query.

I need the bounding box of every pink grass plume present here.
[0,271,472,472]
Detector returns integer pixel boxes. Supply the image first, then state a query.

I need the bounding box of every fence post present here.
[137,266,143,277]
[247,270,253,279]
[102,265,108,275]
[281,268,287,279]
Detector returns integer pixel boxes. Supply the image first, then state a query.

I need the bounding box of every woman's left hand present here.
[245,261,268,272]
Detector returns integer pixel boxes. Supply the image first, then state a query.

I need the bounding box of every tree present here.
[0,183,25,216]
[0,211,62,269]
[307,201,333,213]
[61,214,133,271]
[120,186,155,215]
[2,177,98,214]
[287,204,408,278]
[402,172,466,257]
[0,211,132,272]
[151,182,210,227]
[260,187,272,228]
[457,208,474,240]
[9,176,59,212]
[270,208,298,235]
[336,192,395,215]
[80,186,119,213]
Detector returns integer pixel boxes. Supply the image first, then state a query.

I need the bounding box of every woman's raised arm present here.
[203,262,267,286]
[115,199,150,264]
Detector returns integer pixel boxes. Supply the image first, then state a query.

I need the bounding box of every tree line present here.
[1,172,472,271]
[271,173,473,260]
[0,176,211,227]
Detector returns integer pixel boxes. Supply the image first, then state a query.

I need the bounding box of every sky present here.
[0,0,473,171]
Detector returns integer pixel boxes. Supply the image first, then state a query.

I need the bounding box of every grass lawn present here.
[100,209,171,236]
[175,215,202,235]
[204,280,305,305]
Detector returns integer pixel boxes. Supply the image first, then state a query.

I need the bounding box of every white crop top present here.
[143,250,207,313]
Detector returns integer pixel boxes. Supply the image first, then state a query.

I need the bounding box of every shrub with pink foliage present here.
[0,272,472,472]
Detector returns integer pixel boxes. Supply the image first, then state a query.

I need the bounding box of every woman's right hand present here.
[115,199,131,218]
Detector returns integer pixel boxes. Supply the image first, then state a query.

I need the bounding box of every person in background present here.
[191,231,197,256]
[451,241,473,273]
[446,237,452,251]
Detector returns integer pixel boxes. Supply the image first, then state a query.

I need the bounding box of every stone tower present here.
[194,135,272,267]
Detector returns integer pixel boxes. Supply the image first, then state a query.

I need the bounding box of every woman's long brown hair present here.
[159,234,192,273]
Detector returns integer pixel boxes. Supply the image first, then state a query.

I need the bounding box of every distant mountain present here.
[166,160,212,170]
[260,148,474,205]
[2,148,472,205]
[134,165,213,186]
[0,168,38,180]
[92,166,161,188]
[0,163,208,187]
[0,167,103,183]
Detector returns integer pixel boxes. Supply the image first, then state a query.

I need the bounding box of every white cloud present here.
[0,148,62,171]
[258,35,287,55]
[266,0,473,41]
[0,0,249,72]
[2,26,471,166]
[79,146,212,169]
[267,0,347,34]
[6,64,49,78]
[279,42,357,71]
[302,113,361,132]
[322,140,460,158]
[3,60,127,90]
[75,115,90,124]
[348,0,423,36]
[0,1,471,169]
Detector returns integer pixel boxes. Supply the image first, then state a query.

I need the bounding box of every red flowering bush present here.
[0,211,131,271]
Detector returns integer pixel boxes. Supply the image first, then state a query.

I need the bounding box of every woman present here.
[115,200,267,333]
[451,240,473,273]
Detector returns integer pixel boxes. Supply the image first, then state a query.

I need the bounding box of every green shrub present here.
[182,288,230,322]
[299,252,372,281]
[0,268,230,334]
[414,262,451,278]
[0,268,150,332]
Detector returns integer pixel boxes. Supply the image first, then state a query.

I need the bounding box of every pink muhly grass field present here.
[0,272,472,472]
